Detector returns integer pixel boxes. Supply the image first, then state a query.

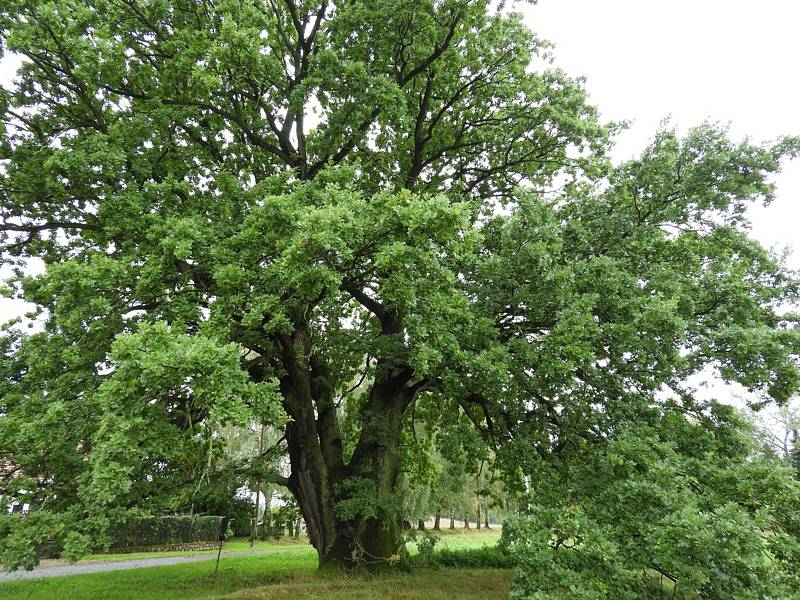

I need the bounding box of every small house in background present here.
[1,459,30,515]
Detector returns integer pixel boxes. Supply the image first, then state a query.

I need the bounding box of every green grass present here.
[226,568,512,599]
[67,537,311,564]
[0,530,508,600]
[58,528,499,564]
[0,551,318,600]
[406,528,502,554]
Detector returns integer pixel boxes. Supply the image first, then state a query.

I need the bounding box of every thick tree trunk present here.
[284,367,413,568]
[484,506,490,529]
[286,417,339,560]
[433,512,440,530]
[465,515,470,529]
[288,414,408,570]
[276,316,419,571]
[337,365,414,569]
[449,515,455,529]
[417,519,425,531]
[476,503,481,529]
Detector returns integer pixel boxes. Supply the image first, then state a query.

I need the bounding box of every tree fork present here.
[283,362,415,570]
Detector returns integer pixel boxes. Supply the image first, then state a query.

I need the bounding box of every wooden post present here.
[215,517,228,575]
[250,425,265,547]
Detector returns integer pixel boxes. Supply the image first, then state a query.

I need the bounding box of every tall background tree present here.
[743,397,800,463]
[1,0,799,587]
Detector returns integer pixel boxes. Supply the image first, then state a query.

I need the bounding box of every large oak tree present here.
[1,0,799,575]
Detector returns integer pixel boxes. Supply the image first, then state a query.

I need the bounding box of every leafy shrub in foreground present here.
[501,408,800,600]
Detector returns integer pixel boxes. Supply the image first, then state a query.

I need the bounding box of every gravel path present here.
[0,547,310,581]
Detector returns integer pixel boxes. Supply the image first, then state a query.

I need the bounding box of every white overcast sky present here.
[1,1,799,351]
[525,0,800,269]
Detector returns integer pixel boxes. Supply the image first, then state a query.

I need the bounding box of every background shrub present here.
[417,542,513,569]
[108,515,223,549]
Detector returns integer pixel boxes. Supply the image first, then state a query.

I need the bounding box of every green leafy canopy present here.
[0,0,798,590]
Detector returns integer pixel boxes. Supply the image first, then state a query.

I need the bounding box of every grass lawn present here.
[227,568,512,599]
[406,527,502,553]
[0,530,509,600]
[60,536,313,564]
[49,527,499,564]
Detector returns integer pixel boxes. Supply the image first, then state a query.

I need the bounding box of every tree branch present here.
[0,220,101,233]
[341,279,386,321]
